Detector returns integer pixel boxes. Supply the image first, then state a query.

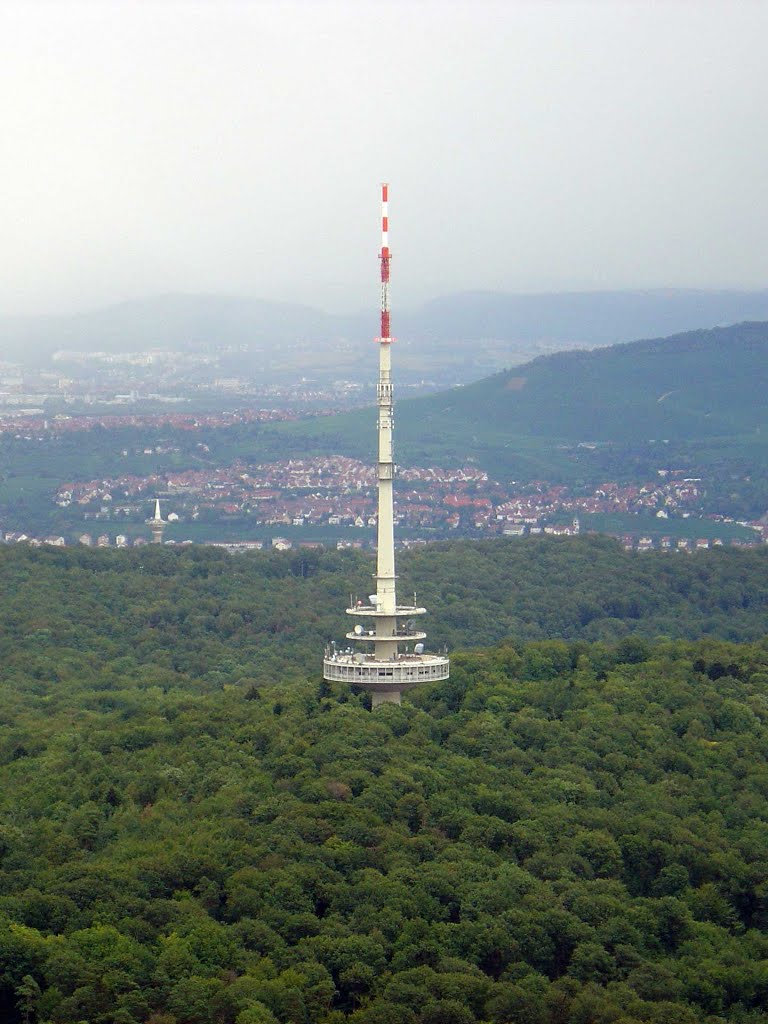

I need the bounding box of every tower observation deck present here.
[323,184,449,707]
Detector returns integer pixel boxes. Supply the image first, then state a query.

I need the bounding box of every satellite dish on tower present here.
[354,624,363,635]
[414,643,425,654]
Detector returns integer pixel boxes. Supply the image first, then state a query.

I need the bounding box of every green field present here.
[579,512,758,542]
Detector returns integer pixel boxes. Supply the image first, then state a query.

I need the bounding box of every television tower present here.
[323,184,449,707]
[146,498,167,544]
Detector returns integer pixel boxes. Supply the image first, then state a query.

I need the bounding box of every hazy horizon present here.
[3,0,768,317]
[6,285,768,326]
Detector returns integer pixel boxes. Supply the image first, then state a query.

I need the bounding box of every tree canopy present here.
[0,541,767,1022]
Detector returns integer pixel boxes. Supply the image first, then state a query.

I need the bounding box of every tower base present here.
[371,689,402,708]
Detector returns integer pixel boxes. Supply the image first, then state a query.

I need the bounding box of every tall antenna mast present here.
[380,182,391,341]
[323,184,449,707]
[375,182,396,622]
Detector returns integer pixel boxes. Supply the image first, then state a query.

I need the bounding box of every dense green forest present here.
[1,539,768,1023]
[1,537,768,671]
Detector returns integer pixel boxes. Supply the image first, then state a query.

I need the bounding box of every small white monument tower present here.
[323,184,449,707]
[146,498,167,545]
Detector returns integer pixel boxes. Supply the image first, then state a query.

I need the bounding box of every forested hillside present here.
[295,319,768,452]
[394,320,768,444]
[280,321,768,502]
[1,541,768,1023]
[0,538,767,681]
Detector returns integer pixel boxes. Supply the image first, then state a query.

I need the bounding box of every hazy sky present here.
[2,0,767,315]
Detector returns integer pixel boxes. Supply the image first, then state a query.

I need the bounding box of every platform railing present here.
[322,655,450,686]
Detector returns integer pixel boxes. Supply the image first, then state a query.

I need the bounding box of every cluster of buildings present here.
[493,473,703,524]
[617,534,760,552]
[0,528,332,554]
[47,456,764,547]
[54,457,495,531]
[2,531,155,549]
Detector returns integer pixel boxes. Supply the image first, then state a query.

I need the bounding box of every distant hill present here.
[301,320,768,447]
[6,288,768,374]
[405,288,768,348]
[286,321,768,492]
[0,294,346,360]
[394,320,768,444]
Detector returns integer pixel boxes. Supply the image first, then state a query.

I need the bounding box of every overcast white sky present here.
[2,0,767,315]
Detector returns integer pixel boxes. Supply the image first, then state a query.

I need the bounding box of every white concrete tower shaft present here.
[322,184,449,707]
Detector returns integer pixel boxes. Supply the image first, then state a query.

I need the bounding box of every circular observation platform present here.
[322,651,450,691]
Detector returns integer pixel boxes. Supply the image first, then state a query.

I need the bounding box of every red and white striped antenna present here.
[379,182,392,343]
